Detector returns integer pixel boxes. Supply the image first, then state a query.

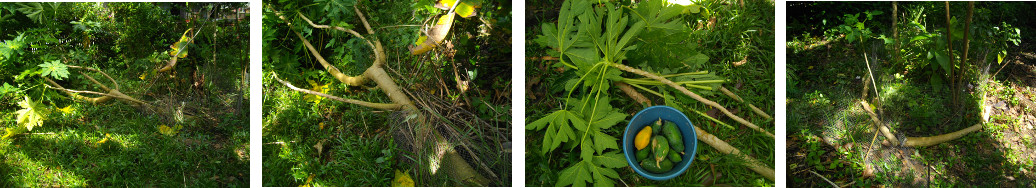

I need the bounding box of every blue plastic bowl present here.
[622,105,698,181]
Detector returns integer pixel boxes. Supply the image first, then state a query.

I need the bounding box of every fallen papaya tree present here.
[861,100,983,147]
[265,3,498,186]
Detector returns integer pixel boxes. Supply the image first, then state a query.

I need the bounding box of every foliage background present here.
[0,2,249,187]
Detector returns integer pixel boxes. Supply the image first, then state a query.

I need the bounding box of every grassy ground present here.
[525,0,775,186]
[261,0,512,186]
[787,35,1036,186]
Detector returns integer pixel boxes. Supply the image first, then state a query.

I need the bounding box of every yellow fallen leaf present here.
[139,72,147,80]
[414,36,428,46]
[319,122,325,130]
[392,170,415,187]
[158,124,181,136]
[303,80,330,104]
[58,105,74,114]
[96,133,110,144]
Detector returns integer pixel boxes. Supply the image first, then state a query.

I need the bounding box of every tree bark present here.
[945,1,957,105]
[961,2,973,99]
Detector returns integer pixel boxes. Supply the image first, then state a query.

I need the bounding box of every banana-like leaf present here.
[435,0,479,18]
[410,14,455,55]
[169,28,195,58]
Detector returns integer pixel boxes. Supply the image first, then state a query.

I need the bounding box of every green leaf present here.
[933,51,950,74]
[632,0,685,32]
[0,83,15,96]
[685,53,709,67]
[556,160,592,187]
[556,152,628,187]
[593,152,628,168]
[526,110,582,154]
[38,60,69,80]
[16,96,49,131]
[15,3,45,24]
[533,0,589,68]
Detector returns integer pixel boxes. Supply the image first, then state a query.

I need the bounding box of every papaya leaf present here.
[15,3,45,24]
[555,152,628,187]
[525,109,582,154]
[556,160,592,187]
[0,82,15,96]
[16,96,48,131]
[38,60,69,80]
[631,0,684,32]
[532,0,589,68]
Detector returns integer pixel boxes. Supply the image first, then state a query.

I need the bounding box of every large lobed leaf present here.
[532,0,589,68]
[555,152,627,187]
[15,96,49,131]
[38,60,69,80]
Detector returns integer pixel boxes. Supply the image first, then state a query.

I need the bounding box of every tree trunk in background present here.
[961,2,973,106]
[945,1,957,107]
[892,2,898,68]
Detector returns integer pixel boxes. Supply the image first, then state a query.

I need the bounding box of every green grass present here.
[0,98,249,187]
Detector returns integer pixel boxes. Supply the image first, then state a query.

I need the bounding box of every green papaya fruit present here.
[652,137,669,162]
[639,158,674,173]
[636,147,650,161]
[652,118,664,135]
[668,151,682,163]
[663,122,684,151]
[658,158,674,172]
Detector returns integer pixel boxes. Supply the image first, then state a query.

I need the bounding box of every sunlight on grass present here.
[3,151,87,186]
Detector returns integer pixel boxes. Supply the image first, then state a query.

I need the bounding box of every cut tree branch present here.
[615,82,651,106]
[611,63,774,137]
[860,101,899,146]
[861,100,983,147]
[68,65,119,90]
[719,86,773,120]
[271,73,403,110]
